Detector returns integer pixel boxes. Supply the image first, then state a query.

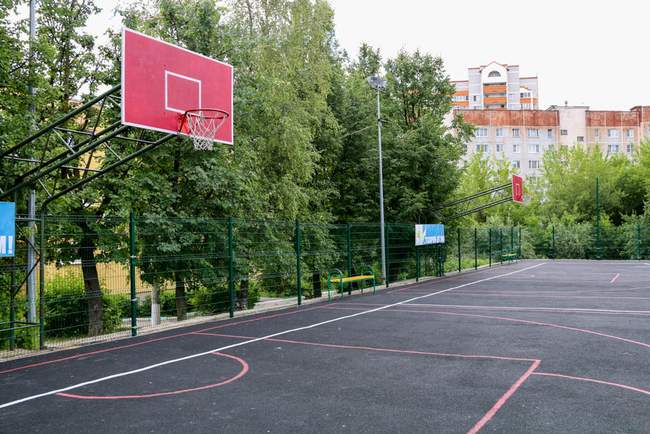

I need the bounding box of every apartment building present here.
[452,61,539,110]
[457,105,650,177]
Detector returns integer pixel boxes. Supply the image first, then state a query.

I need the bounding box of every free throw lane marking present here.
[0,262,546,409]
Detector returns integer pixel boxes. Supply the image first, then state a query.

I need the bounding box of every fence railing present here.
[2,217,525,359]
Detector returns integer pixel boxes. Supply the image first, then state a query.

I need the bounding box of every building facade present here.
[452,61,539,111]
[456,105,650,177]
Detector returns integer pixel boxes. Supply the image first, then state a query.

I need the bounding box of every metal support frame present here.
[1,83,178,353]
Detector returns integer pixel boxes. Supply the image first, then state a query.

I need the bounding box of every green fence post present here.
[295,220,302,305]
[129,210,138,337]
[384,224,390,288]
[474,227,478,269]
[488,228,492,267]
[518,227,522,258]
[552,225,556,259]
[415,247,420,282]
[499,228,503,264]
[457,227,461,273]
[636,222,641,260]
[510,226,514,253]
[346,223,352,277]
[227,217,235,318]
[39,210,45,349]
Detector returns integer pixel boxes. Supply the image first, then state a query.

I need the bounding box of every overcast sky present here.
[85,0,648,110]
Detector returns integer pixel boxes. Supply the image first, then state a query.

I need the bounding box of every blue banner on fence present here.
[415,224,445,246]
[0,202,16,257]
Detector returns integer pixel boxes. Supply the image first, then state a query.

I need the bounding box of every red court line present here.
[195,331,541,433]
[445,292,650,300]
[320,306,650,349]
[533,372,650,397]
[56,352,248,400]
[0,306,320,375]
[192,331,540,363]
[467,360,540,434]
[406,303,650,316]
[341,301,650,315]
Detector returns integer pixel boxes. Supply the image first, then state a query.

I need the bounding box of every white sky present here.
[62,0,650,110]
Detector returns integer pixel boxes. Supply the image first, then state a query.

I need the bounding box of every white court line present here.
[610,273,620,284]
[0,262,546,409]
[405,303,650,315]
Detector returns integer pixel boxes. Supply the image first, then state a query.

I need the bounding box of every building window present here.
[547,144,555,151]
[476,143,489,153]
[577,136,584,142]
[627,129,634,138]
[560,129,568,136]
[488,70,501,78]
[627,143,634,154]
[547,129,553,138]
[496,143,504,153]
[512,128,520,137]
[472,95,478,102]
[511,160,520,169]
[529,160,540,169]
[463,144,468,154]
[522,104,532,109]
[476,128,488,137]
[595,129,600,138]
[512,143,520,153]
[527,128,539,137]
[608,129,619,138]
[496,128,504,137]
[608,144,619,153]
[529,143,540,153]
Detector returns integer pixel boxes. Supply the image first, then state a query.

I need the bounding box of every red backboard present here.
[512,175,524,203]
[121,28,234,145]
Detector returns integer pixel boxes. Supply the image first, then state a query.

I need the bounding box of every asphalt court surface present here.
[1,260,649,433]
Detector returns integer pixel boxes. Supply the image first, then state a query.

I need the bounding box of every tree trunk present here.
[79,229,103,336]
[175,274,187,321]
[151,281,161,326]
[237,275,249,310]
[312,271,322,298]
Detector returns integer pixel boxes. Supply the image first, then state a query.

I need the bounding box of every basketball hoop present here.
[180,109,230,151]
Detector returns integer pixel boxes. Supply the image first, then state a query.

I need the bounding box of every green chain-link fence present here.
[23,215,650,360]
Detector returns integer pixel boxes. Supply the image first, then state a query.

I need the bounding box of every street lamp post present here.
[367,75,387,284]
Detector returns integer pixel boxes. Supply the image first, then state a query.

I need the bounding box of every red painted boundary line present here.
[466,360,540,434]
[192,331,539,363]
[0,306,320,375]
[55,352,249,400]
[320,306,650,349]
[533,372,650,397]
[340,301,650,316]
[448,292,650,300]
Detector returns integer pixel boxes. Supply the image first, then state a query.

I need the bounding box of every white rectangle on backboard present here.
[164,70,202,114]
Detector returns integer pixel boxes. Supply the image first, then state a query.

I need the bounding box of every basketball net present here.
[182,109,229,151]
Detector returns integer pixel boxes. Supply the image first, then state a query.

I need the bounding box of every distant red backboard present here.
[121,28,233,145]
[512,175,524,204]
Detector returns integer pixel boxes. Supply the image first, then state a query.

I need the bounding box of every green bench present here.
[326,268,376,301]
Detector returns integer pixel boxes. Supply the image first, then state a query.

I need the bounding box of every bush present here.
[44,271,125,337]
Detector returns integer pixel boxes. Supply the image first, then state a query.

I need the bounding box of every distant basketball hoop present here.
[180,109,230,151]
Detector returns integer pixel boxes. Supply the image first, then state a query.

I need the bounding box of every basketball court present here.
[1,260,649,433]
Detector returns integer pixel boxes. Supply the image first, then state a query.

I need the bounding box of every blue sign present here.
[0,202,16,257]
[415,224,445,246]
